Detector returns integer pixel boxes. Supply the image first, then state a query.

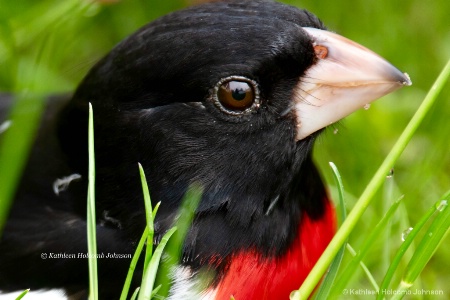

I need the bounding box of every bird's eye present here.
[218,81,254,110]
[213,76,260,115]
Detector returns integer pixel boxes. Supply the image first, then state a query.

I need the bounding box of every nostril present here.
[314,45,328,59]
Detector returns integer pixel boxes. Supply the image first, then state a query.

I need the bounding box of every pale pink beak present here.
[294,27,411,140]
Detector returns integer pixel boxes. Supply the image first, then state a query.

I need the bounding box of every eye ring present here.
[212,76,260,116]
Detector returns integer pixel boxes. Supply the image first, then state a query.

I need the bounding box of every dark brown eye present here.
[213,76,259,115]
[218,80,254,111]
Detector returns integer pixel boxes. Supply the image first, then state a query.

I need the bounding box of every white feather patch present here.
[53,174,82,195]
[167,266,217,300]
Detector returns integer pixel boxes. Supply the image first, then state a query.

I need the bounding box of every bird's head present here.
[60,0,410,240]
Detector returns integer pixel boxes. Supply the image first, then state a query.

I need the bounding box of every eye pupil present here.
[216,79,256,112]
[232,88,246,101]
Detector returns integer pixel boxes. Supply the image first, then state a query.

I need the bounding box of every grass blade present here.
[331,195,403,296]
[130,287,140,300]
[152,202,161,220]
[313,162,347,299]
[403,200,449,280]
[346,244,379,290]
[138,163,154,272]
[391,197,449,300]
[376,198,445,299]
[138,227,177,300]
[382,171,396,274]
[329,162,346,211]
[0,94,45,234]
[87,103,98,300]
[151,285,161,298]
[14,289,30,300]
[120,227,149,300]
[294,59,450,300]
[121,167,165,300]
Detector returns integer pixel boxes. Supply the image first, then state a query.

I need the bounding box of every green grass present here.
[87,103,98,300]
[1,0,449,299]
[14,289,29,300]
[312,162,347,300]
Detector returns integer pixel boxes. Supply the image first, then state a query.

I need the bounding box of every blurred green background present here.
[0,0,449,298]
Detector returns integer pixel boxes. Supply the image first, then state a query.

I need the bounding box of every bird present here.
[0,0,411,299]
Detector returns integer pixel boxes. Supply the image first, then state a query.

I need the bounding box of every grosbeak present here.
[0,0,410,299]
